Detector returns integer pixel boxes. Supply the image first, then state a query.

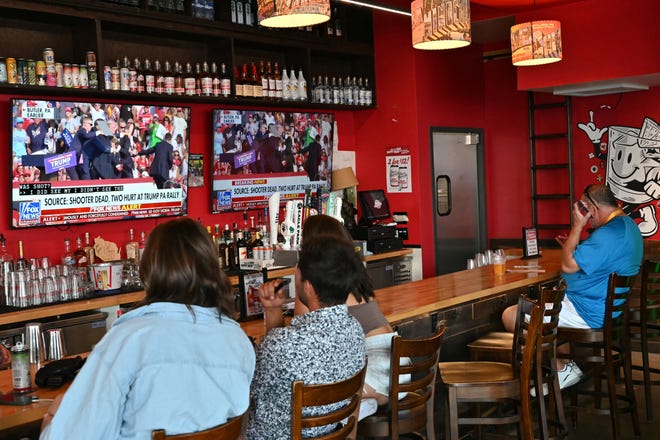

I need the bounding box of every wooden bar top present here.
[0,249,560,432]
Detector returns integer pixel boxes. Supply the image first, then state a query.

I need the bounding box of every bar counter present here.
[0,249,561,433]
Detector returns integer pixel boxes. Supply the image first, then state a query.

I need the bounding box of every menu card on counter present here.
[522,227,540,259]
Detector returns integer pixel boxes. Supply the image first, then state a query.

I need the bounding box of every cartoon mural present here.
[578,112,660,237]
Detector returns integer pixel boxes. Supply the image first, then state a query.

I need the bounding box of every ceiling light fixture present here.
[411,0,472,50]
[258,0,331,28]
[510,1,562,66]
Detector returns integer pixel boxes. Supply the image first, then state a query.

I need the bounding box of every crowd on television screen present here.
[212,111,332,181]
[11,101,190,189]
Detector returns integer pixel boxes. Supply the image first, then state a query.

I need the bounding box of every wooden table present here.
[0,250,561,433]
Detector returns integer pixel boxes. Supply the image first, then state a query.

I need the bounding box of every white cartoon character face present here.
[607,126,651,204]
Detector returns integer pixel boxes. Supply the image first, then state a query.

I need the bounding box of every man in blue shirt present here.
[503,184,642,389]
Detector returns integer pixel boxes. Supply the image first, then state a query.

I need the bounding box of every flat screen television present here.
[10,98,191,228]
[211,109,334,212]
[358,189,391,225]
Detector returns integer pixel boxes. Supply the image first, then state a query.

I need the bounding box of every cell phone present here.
[577,200,589,216]
[273,278,292,294]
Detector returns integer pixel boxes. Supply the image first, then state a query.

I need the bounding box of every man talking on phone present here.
[502,184,642,389]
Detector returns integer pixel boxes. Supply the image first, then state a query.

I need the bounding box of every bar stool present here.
[628,259,660,422]
[438,285,566,440]
[558,273,640,439]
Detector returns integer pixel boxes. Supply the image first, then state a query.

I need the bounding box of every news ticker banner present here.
[213,172,327,212]
[13,178,184,227]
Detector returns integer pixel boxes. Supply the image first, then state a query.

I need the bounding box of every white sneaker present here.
[529,383,548,397]
[557,361,583,389]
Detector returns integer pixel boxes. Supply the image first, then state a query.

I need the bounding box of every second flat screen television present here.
[211,109,334,212]
[10,99,191,228]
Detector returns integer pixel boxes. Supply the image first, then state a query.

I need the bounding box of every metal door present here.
[431,129,486,275]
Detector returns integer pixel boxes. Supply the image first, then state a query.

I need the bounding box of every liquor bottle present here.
[266,61,275,100]
[289,68,299,101]
[83,232,97,264]
[331,77,340,104]
[282,67,291,101]
[352,76,360,105]
[259,60,269,99]
[138,231,146,261]
[125,228,139,261]
[234,66,243,97]
[227,228,237,271]
[344,76,353,105]
[211,62,221,97]
[273,62,283,101]
[358,77,366,106]
[174,61,184,95]
[201,61,213,96]
[236,231,248,266]
[135,58,145,93]
[324,76,332,104]
[365,78,373,106]
[129,58,138,92]
[144,58,155,94]
[184,62,196,96]
[0,234,13,264]
[236,0,244,25]
[220,62,231,97]
[337,77,344,105]
[241,63,253,97]
[120,56,130,91]
[230,0,237,23]
[154,60,165,94]
[62,238,75,267]
[298,69,307,102]
[73,237,88,267]
[16,241,29,270]
[326,13,335,37]
[251,62,262,98]
[316,75,324,104]
[310,76,317,103]
[245,0,254,26]
[164,60,174,95]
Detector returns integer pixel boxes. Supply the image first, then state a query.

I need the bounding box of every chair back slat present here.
[151,409,247,440]
[291,361,367,440]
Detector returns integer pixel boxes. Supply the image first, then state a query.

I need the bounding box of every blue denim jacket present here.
[41,302,255,440]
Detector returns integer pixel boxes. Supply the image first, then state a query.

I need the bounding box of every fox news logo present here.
[19,201,41,222]
[217,191,232,211]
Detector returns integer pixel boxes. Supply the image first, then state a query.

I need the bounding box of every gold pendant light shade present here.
[258,0,331,28]
[411,0,471,50]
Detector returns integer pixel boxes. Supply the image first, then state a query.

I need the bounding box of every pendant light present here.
[511,1,562,66]
[258,0,331,28]
[411,0,471,50]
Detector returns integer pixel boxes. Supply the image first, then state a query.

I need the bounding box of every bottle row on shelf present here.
[0,50,373,106]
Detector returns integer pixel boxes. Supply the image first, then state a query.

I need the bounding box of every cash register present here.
[350,189,403,253]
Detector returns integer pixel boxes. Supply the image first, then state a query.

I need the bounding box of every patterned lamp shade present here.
[411,0,471,50]
[511,20,563,66]
[258,0,331,28]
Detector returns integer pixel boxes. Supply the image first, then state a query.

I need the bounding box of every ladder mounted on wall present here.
[528,92,574,239]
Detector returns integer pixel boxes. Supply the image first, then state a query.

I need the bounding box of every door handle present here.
[436,175,451,216]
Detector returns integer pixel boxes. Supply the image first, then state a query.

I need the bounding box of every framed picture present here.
[239,271,264,320]
[188,153,204,187]
[522,227,540,259]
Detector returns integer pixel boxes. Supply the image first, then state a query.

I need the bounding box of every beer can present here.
[27,59,37,85]
[111,66,120,91]
[11,342,31,393]
[71,64,80,88]
[6,57,18,84]
[55,63,64,87]
[103,65,112,91]
[79,64,89,89]
[17,58,27,85]
[43,47,55,66]
[46,65,57,87]
[63,63,73,88]
[0,57,7,84]
[35,60,46,82]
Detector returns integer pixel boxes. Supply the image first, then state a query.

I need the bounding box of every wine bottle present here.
[174,61,184,96]
[184,62,196,96]
[73,237,88,267]
[144,58,155,94]
[211,62,221,97]
[260,60,269,99]
[164,60,174,95]
[138,231,146,261]
[154,60,165,94]
[201,61,213,96]
[16,240,29,270]
[0,234,13,264]
[220,62,231,97]
[120,56,130,91]
[62,238,75,267]
[273,62,283,101]
[195,62,202,96]
[135,58,145,93]
[129,58,138,92]
[251,62,262,98]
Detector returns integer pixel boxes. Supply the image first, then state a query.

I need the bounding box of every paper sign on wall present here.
[385,147,412,193]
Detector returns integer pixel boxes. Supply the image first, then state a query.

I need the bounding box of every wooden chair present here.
[151,409,248,439]
[558,273,641,440]
[291,361,367,440]
[357,324,446,440]
[628,259,660,422]
[439,284,566,440]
